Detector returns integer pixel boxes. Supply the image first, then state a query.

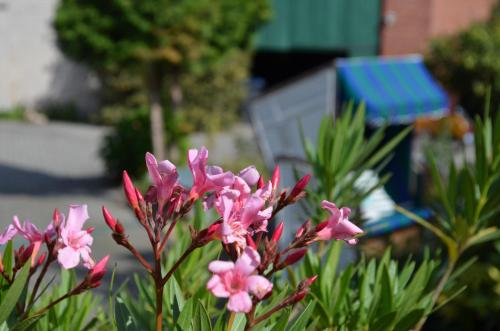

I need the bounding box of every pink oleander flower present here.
[215,189,272,248]
[315,200,363,245]
[207,247,273,313]
[188,147,234,199]
[0,224,18,245]
[238,166,260,187]
[145,152,180,210]
[0,216,56,264]
[58,205,94,269]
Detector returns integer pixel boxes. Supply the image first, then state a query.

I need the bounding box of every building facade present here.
[0,0,99,113]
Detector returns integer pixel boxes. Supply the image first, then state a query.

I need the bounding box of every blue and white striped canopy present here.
[337,56,449,125]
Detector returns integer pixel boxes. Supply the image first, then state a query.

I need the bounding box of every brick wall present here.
[380,0,494,56]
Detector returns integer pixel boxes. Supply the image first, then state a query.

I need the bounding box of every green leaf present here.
[395,206,458,262]
[377,265,393,314]
[332,265,353,315]
[212,312,226,331]
[230,313,246,331]
[176,297,194,331]
[432,285,467,312]
[11,314,44,331]
[320,241,342,300]
[393,309,425,331]
[270,308,291,331]
[0,262,30,324]
[114,296,138,331]
[465,227,500,248]
[1,241,13,281]
[193,300,211,331]
[287,301,315,331]
[371,311,397,331]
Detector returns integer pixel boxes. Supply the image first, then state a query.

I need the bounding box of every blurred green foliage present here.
[0,106,25,121]
[32,270,110,331]
[300,103,411,223]
[100,107,189,180]
[54,0,269,74]
[296,244,441,331]
[54,0,269,128]
[99,49,251,133]
[426,4,500,117]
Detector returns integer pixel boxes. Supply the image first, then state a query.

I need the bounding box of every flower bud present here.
[122,171,138,209]
[195,221,221,246]
[257,176,265,189]
[271,165,280,191]
[44,232,52,244]
[102,206,117,231]
[289,174,311,201]
[52,208,61,227]
[20,244,35,266]
[281,248,307,267]
[271,222,284,244]
[37,252,47,267]
[246,234,257,250]
[88,255,109,285]
[303,275,318,287]
[315,221,329,233]
[295,220,311,238]
[135,188,145,205]
[115,222,125,235]
[290,290,308,304]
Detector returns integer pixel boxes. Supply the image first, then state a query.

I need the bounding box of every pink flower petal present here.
[0,224,17,245]
[145,152,162,187]
[227,291,252,313]
[246,275,273,299]
[238,166,260,186]
[207,275,231,297]
[208,261,235,273]
[57,246,80,269]
[66,205,89,232]
[240,196,265,228]
[235,247,260,275]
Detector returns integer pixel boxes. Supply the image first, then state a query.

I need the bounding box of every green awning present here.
[255,0,381,56]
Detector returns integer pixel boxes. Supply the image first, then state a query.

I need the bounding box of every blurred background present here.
[1,0,499,329]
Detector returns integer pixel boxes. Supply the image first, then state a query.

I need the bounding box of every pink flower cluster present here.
[103,146,363,319]
[0,205,105,270]
[0,205,109,321]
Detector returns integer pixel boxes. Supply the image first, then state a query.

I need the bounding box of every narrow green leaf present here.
[176,297,194,331]
[465,227,500,248]
[287,301,315,331]
[0,262,30,324]
[395,206,458,262]
[2,241,13,278]
[11,314,44,331]
[194,300,212,331]
[393,309,425,331]
[230,313,246,331]
[270,308,291,331]
[320,241,342,300]
[114,296,138,331]
[371,311,397,331]
[432,285,467,312]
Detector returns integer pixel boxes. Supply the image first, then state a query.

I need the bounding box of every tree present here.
[54,0,270,159]
[426,4,500,118]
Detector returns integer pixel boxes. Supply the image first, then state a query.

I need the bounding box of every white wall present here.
[0,0,100,113]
